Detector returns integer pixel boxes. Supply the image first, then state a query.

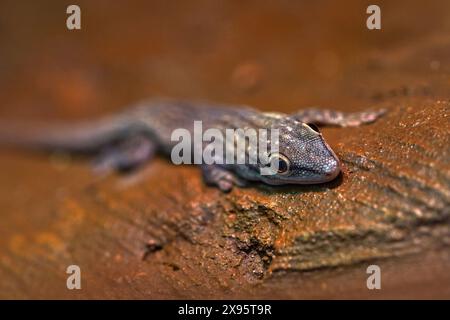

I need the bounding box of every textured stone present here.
[0,0,449,299]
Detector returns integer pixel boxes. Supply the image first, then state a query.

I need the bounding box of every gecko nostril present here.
[324,158,340,177]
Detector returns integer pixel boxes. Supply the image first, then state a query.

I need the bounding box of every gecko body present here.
[0,99,385,191]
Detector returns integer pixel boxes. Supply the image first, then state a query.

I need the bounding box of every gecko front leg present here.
[290,108,386,127]
[201,164,247,192]
[93,134,156,173]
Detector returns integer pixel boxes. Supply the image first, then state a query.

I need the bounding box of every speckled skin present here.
[0,99,385,191]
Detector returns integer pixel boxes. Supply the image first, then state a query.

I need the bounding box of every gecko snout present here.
[322,156,341,181]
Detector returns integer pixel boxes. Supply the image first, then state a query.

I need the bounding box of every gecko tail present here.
[0,117,130,153]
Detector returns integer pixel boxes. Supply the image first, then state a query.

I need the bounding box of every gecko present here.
[0,99,385,192]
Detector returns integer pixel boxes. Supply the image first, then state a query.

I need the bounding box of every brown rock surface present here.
[0,0,449,298]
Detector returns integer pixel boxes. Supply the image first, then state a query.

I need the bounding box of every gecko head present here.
[258,119,341,185]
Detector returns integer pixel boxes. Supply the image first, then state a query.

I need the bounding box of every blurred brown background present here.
[1,0,449,119]
[0,0,449,299]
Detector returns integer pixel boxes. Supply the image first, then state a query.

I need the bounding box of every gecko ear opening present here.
[306,123,321,133]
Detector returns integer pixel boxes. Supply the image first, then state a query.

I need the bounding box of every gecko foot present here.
[93,134,156,174]
[201,165,247,192]
[291,108,387,127]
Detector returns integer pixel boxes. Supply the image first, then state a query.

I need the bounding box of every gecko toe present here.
[218,180,233,192]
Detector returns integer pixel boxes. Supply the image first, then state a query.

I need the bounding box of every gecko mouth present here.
[263,158,341,185]
[291,167,340,184]
[261,168,340,185]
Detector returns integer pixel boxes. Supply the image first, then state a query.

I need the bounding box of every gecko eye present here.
[271,153,290,175]
[306,123,321,133]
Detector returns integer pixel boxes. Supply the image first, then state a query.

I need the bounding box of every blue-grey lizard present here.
[0,99,385,192]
